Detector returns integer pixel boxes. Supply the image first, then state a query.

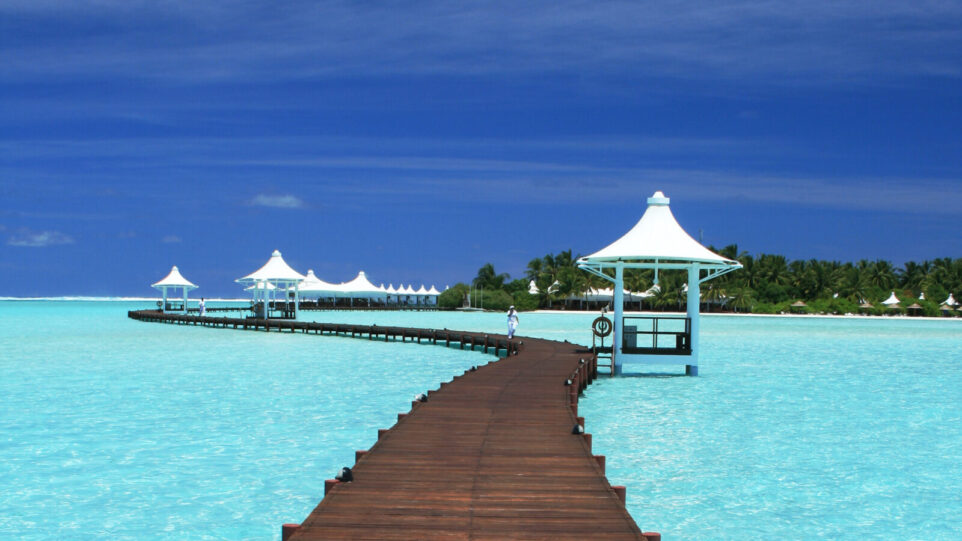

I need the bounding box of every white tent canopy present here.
[340,271,385,298]
[296,269,342,295]
[944,293,957,306]
[582,191,738,267]
[237,250,306,283]
[152,266,198,289]
[882,292,901,306]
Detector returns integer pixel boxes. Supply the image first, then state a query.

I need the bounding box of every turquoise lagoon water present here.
[1,302,960,539]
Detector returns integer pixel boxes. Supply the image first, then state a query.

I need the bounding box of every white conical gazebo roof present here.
[580,191,738,267]
[882,292,901,306]
[340,271,384,297]
[386,284,397,294]
[236,250,306,283]
[296,269,341,294]
[245,282,277,291]
[415,285,429,295]
[528,280,539,294]
[427,285,440,296]
[944,293,957,306]
[152,266,198,290]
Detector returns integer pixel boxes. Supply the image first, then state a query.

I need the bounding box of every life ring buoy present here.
[592,316,612,337]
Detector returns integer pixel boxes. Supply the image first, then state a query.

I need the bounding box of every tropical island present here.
[438,248,962,317]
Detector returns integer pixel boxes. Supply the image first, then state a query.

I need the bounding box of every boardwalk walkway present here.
[128,310,657,540]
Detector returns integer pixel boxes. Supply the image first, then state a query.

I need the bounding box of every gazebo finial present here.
[647,191,670,206]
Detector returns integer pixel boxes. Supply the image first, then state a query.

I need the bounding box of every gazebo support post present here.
[686,265,700,376]
[160,286,168,313]
[613,263,624,376]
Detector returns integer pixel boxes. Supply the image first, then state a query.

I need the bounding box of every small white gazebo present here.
[882,292,901,307]
[236,250,306,319]
[152,266,198,314]
[577,191,741,376]
[944,293,957,307]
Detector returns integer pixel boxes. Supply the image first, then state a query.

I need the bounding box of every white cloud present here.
[161,235,182,243]
[249,194,305,209]
[7,228,74,247]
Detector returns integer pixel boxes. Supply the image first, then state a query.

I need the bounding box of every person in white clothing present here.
[199,298,206,316]
[507,305,519,339]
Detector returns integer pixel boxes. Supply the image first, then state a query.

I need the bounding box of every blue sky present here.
[2,1,961,297]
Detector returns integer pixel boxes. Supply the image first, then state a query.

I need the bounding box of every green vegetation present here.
[448,247,962,316]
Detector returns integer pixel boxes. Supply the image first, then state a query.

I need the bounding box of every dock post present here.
[594,455,606,474]
[281,523,301,541]
[686,365,698,376]
[324,479,339,495]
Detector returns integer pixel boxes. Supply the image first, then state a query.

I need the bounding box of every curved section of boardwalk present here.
[128,311,654,540]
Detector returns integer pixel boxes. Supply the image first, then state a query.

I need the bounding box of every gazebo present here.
[236,250,306,319]
[577,191,741,376]
[151,266,197,314]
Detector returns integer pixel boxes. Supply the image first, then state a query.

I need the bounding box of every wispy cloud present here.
[161,235,181,243]
[3,1,960,86]
[7,228,75,247]
[249,194,305,209]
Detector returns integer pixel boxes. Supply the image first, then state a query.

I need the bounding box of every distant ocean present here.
[1,301,959,540]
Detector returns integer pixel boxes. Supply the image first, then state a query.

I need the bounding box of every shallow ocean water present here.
[1,302,959,539]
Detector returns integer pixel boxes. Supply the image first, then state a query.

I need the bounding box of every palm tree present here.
[728,287,755,313]
[473,263,509,290]
[868,260,897,291]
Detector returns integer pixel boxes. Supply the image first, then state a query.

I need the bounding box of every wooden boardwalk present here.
[128,310,658,540]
